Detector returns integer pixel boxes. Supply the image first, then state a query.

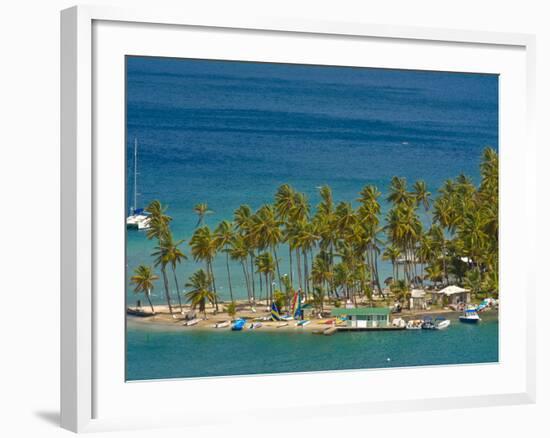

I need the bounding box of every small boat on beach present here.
[213,320,231,328]
[276,322,289,328]
[459,309,481,323]
[249,322,262,330]
[231,318,246,331]
[296,320,311,327]
[435,317,450,330]
[185,318,200,326]
[126,307,155,317]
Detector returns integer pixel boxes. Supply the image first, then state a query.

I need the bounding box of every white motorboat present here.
[435,317,451,330]
[213,320,231,328]
[391,317,406,328]
[459,309,481,324]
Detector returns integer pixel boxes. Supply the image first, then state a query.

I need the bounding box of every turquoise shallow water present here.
[126,312,498,381]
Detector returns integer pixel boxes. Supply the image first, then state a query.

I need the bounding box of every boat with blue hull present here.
[459,309,481,324]
[231,319,246,331]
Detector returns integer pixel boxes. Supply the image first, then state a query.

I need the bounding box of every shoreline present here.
[126,301,491,333]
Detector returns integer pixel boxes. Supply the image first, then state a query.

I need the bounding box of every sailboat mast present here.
[133,138,138,214]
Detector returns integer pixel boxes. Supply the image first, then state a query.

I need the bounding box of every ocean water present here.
[125,57,498,380]
[126,57,498,304]
[126,312,498,380]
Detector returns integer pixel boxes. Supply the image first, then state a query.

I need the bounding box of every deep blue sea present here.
[125,57,498,380]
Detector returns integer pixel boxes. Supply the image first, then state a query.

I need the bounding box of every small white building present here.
[431,285,471,305]
[409,289,427,310]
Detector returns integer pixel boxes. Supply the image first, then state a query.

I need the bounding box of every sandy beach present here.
[127,300,460,333]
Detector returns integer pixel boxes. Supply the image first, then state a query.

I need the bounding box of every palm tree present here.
[464,269,483,298]
[255,252,275,304]
[413,180,431,211]
[161,231,187,312]
[151,240,175,316]
[387,176,413,206]
[130,265,158,314]
[189,226,220,311]
[253,205,282,286]
[275,184,297,287]
[185,269,217,319]
[382,245,401,280]
[193,202,213,228]
[145,200,172,241]
[215,220,235,302]
[228,234,252,302]
[145,200,175,314]
[424,263,443,288]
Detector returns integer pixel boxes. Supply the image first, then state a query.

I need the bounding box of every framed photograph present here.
[61,5,536,432]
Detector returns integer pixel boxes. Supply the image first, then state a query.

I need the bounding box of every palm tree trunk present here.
[171,266,183,312]
[288,245,293,287]
[303,250,309,299]
[161,267,174,315]
[296,249,302,292]
[145,290,155,314]
[249,254,256,302]
[273,246,282,287]
[225,252,234,302]
[241,261,251,302]
[208,260,219,311]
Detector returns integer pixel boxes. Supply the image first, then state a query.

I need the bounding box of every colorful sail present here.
[271,302,281,321]
[290,290,298,314]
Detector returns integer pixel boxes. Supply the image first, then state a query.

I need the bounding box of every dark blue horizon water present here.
[125,57,498,380]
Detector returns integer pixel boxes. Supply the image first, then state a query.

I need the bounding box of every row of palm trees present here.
[130,147,499,315]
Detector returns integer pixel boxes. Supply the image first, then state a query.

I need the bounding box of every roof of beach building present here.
[434,285,470,296]
[331,307,391,317]
[411,289,426,298]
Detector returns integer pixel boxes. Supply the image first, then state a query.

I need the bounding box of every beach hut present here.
[431,285,471,305]
[409,289,427,310]
[331,307,391,328]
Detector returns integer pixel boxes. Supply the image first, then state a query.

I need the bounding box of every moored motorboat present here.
[406,319,423,330]
[231,318,246,331]
[214,320,231,328]
[421,316,436,330]
[459,309,481,323]
[296,320,311,327]
[276,322,289,328]
[249,322,262,330]
[434,317,450,330]
[391,317,406,328]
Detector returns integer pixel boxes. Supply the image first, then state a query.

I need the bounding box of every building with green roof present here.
[331,307,391,328]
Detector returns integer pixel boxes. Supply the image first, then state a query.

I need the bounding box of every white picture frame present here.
[61,4,536,433]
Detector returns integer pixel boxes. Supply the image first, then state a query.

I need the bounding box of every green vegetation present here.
[130,265,159,314]
[130,148,498,311]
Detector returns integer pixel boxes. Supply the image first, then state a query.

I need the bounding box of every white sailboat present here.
[126,138,151,230]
